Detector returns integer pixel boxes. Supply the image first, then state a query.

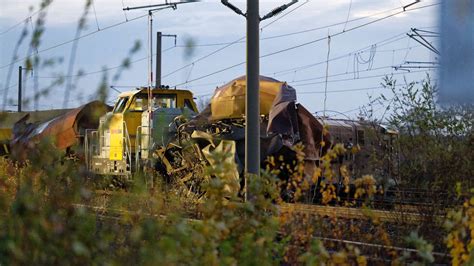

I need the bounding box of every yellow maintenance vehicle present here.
[84,87,198,177]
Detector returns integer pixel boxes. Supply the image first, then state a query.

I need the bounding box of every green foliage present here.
[0,140,103,264]
[382,74,474,189]
[397,232,435,265]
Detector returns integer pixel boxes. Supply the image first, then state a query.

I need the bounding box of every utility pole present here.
[156,31,161,88]
[18,66,22,112]
[221,0,298,199]
[246,0,260,179]
[156,32,177,89]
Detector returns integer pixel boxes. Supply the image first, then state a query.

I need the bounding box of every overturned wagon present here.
[0,109,68,156]
[8,101,110,160]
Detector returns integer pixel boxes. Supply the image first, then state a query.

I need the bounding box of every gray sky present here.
[0,0,439,118]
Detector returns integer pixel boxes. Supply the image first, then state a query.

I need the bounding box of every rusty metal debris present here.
[0,109,70,156]
[151,76,331,196]
[9,101,110,160]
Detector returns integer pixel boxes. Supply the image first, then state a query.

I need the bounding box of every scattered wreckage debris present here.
[151,76,331,198]
[0,109,70,156]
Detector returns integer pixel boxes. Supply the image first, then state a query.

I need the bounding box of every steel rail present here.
[279,203,445,225]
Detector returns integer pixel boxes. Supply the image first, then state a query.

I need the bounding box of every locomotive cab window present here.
[129,93,177,111]
[153,94,176,109]
[113,97,129,113]
[184,99,195,112]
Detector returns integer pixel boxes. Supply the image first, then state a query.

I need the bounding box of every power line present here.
[167,17,433,49]
[163,0,306,80]
[161,1,311,79]
[257,4,403,41]
[269,33,410,77]
[297,83,402,94]
[173,61,245,87]
[0,5,48,36]
[162,37,245,79]
[0,83,18,93]
[194,68,434,97]
[0,13,149,70]
[260,0,310,30]
[275,44,423,81]
[193,79,425,97]
[290,65,393,83]
[260,3,438,60]
[184,39,430,95]
[36,46,175,79]
[172,2,438,87]
[343,0,353,32]
[162,2,412,80]
[293,68,432,87]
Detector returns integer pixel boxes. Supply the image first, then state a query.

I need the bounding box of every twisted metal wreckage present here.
[5,101,110,160]
[151,76,331,196]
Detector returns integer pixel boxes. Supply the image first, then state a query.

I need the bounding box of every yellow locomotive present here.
[84,87,198,177]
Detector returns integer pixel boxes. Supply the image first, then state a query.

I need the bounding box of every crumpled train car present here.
[10,101,110,160]
[161,75,331,197]
[0,109,70,156]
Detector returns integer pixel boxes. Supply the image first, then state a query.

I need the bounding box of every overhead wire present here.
[192,65,434,97]
[257,4,403,41]
[342,0,353,32]
[121,0,129,21]
[267,26,436,76]
[92,0,101,31]
[293,68,432,86]
[270,34,409,77]
[2,19,30,110]
[172,2,439,87]
[320,31,331,157]
[322,33,331,120]
[261,0,310,30]
[0,5,48,36]
[163,3,422,49]
[354,44,377,78]
[0,13,149,70]
[161,0,309,79]
[261,3,438,60]
[298,83,404,94]
[36,46,176,79]
[162,1,418,81]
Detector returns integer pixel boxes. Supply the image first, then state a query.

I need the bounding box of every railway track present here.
[90,189,448,224]
[279,203,445,224]
[74,201,450,263]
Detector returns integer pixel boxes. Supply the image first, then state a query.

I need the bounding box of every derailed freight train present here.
[1,75,397,198]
